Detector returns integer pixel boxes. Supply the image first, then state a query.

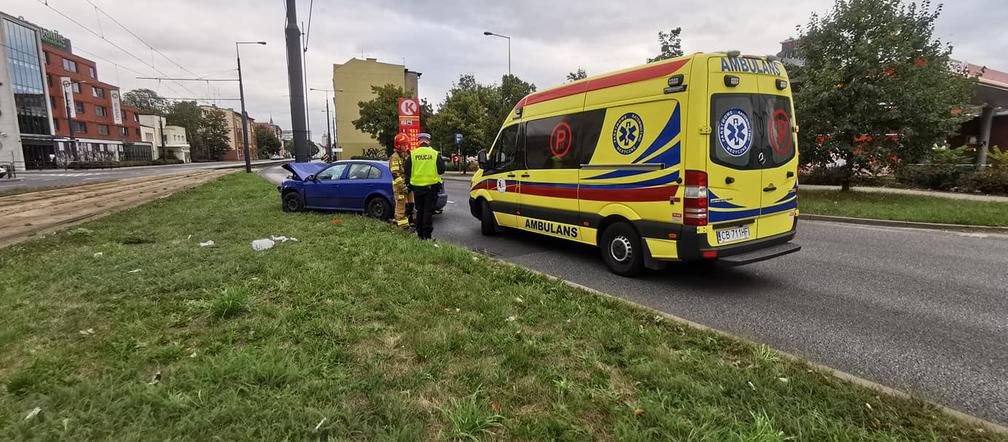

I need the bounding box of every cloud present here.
[6,0,1005,142]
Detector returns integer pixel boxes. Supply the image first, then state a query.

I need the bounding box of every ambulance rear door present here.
[705,56,764,247]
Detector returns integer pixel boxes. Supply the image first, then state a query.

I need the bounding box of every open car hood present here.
[282,162,329,181]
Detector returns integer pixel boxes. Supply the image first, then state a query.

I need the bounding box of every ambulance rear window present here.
[710,94,795,170]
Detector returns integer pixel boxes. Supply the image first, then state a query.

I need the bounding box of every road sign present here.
[454,133,463,145]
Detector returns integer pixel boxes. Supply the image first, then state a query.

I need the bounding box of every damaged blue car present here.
[277,161,447,219]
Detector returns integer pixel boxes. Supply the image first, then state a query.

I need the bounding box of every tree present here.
[426,74,536,156]
[198,108,230,161]
[648,27,683,63]
[353,84,434,156]
[254,126,282,158]
[566,68,587,82]
[793,0,974,190]
[122,88,168,115]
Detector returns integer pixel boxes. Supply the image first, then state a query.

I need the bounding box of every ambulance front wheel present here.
[600,222,645,277]
[480,201,501,236]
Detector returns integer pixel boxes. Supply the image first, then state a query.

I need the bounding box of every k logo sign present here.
[398,98,418,116]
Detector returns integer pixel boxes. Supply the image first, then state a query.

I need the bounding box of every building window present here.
[98,125,109,135]
[71,121,87,133]
[3,19,52,136]
[53,119,59,130]
[43,52,48,64]
[135,128,141,138]
[50,96,56,109]
[62,58,77,73]
[75,101,85,114]
[71,82,80,93]
[95,106,107,117]
[134,113,140,122]
[92,87,104,98]
[46,75,52,87]
[120,127,128,137]
[89,66,96,78]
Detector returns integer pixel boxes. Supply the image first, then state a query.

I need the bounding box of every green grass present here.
[0,174,1002,440]
[799,189,1008,226]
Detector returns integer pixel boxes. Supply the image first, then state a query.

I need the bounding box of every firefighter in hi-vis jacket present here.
[389,133,414,228]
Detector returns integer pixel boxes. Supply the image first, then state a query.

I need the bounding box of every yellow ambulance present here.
[469,51,801,276]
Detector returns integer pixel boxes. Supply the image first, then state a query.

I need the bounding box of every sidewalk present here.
[15,159,287,175]
[800,184,1008,203]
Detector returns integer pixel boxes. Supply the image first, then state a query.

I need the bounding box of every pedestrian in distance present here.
[388,133,414,229]
[403,133,445,240]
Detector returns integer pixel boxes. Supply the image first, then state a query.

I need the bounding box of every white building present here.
[138,115,190,163]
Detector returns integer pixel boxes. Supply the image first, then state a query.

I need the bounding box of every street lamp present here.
[236,41,266,173]
[309,87,342,161]
[483,31,511,76]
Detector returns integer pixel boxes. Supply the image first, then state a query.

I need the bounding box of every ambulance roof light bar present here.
[725,50,741,57]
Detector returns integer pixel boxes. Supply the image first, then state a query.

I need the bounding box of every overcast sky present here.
[6,0,1007,143]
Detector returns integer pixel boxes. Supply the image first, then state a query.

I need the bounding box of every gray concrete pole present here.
[976,105,994,169]
[237,45,252,173]
[285,0,309,162]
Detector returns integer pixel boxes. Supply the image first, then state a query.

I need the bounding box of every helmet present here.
[417,133,431,141]
[393,133,410,150]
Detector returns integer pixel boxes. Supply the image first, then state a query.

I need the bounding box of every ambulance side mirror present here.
[477,150,488,169]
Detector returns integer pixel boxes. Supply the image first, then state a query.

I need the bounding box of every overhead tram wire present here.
[35,0,198,97]
[84,0,203,79]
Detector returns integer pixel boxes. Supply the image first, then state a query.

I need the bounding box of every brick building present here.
[41,31,147,166]
[200,105,257,161]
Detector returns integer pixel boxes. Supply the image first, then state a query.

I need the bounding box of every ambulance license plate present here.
[716,226,750,244]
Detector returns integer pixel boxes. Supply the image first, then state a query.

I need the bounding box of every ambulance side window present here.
[487,124,521,174]
[524,109,604,170]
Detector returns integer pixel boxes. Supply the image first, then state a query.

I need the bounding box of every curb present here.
[443,175,473,183]
[483,255,1008,434]
[801,213,1008,234]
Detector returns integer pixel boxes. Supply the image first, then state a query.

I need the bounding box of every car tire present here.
[365,196,392,220]
[480,200,500,236]
[282,192,304,212]
[600,222,645,277]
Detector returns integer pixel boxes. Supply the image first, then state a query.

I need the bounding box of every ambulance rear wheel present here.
[600,222,645,277]
[480,201,500,236]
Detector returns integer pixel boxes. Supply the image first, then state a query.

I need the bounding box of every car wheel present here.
[600,222,645,277]
[480,200,500,236]
[365,196,392,220]
[282,192,304,212]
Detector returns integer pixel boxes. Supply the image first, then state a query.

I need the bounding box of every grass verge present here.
[0,174,1001,440]
[799,189,1008,226]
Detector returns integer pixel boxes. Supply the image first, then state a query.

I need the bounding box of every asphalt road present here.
[262,166,1008,425]
[0,160,283,192]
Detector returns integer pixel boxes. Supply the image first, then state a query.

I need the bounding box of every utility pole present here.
[285,0,309,162]
[236,41,266,173]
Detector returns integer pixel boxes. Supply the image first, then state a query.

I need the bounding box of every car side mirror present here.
[477,150,488,169]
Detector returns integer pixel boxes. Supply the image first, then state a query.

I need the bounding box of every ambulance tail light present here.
[683,170,708,226]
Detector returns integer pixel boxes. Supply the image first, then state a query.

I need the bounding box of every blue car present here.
[278,160,447,219]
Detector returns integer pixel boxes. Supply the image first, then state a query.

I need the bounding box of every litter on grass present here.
[93,252,103,258]
[128,268,142,273]
[24,407,41,420]
[199,240,215,247]
[78,328,95,336]
[251,239,275,251]
[270,235,297,242]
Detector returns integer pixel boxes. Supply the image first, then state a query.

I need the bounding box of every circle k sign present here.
[398,98,419,117]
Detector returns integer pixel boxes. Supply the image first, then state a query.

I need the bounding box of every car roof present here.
[331,160,388,169]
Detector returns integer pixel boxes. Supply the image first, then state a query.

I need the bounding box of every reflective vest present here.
[409,146,442,186]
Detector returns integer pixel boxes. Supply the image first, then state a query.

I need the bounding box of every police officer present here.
[403,133,444,240]
[388,133,413,229]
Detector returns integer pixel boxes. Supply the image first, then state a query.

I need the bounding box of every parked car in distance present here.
[278,160,447,218]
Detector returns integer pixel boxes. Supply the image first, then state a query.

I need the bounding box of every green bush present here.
[894,164,973,191]
[960,168,1008,195]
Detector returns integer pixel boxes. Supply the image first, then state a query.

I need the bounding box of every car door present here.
[340,163,381,210]
[755,78,799,239]
[520,112,592,243]
[302,163,347,209]
[705,57,764,247]
[481,123,523,227]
